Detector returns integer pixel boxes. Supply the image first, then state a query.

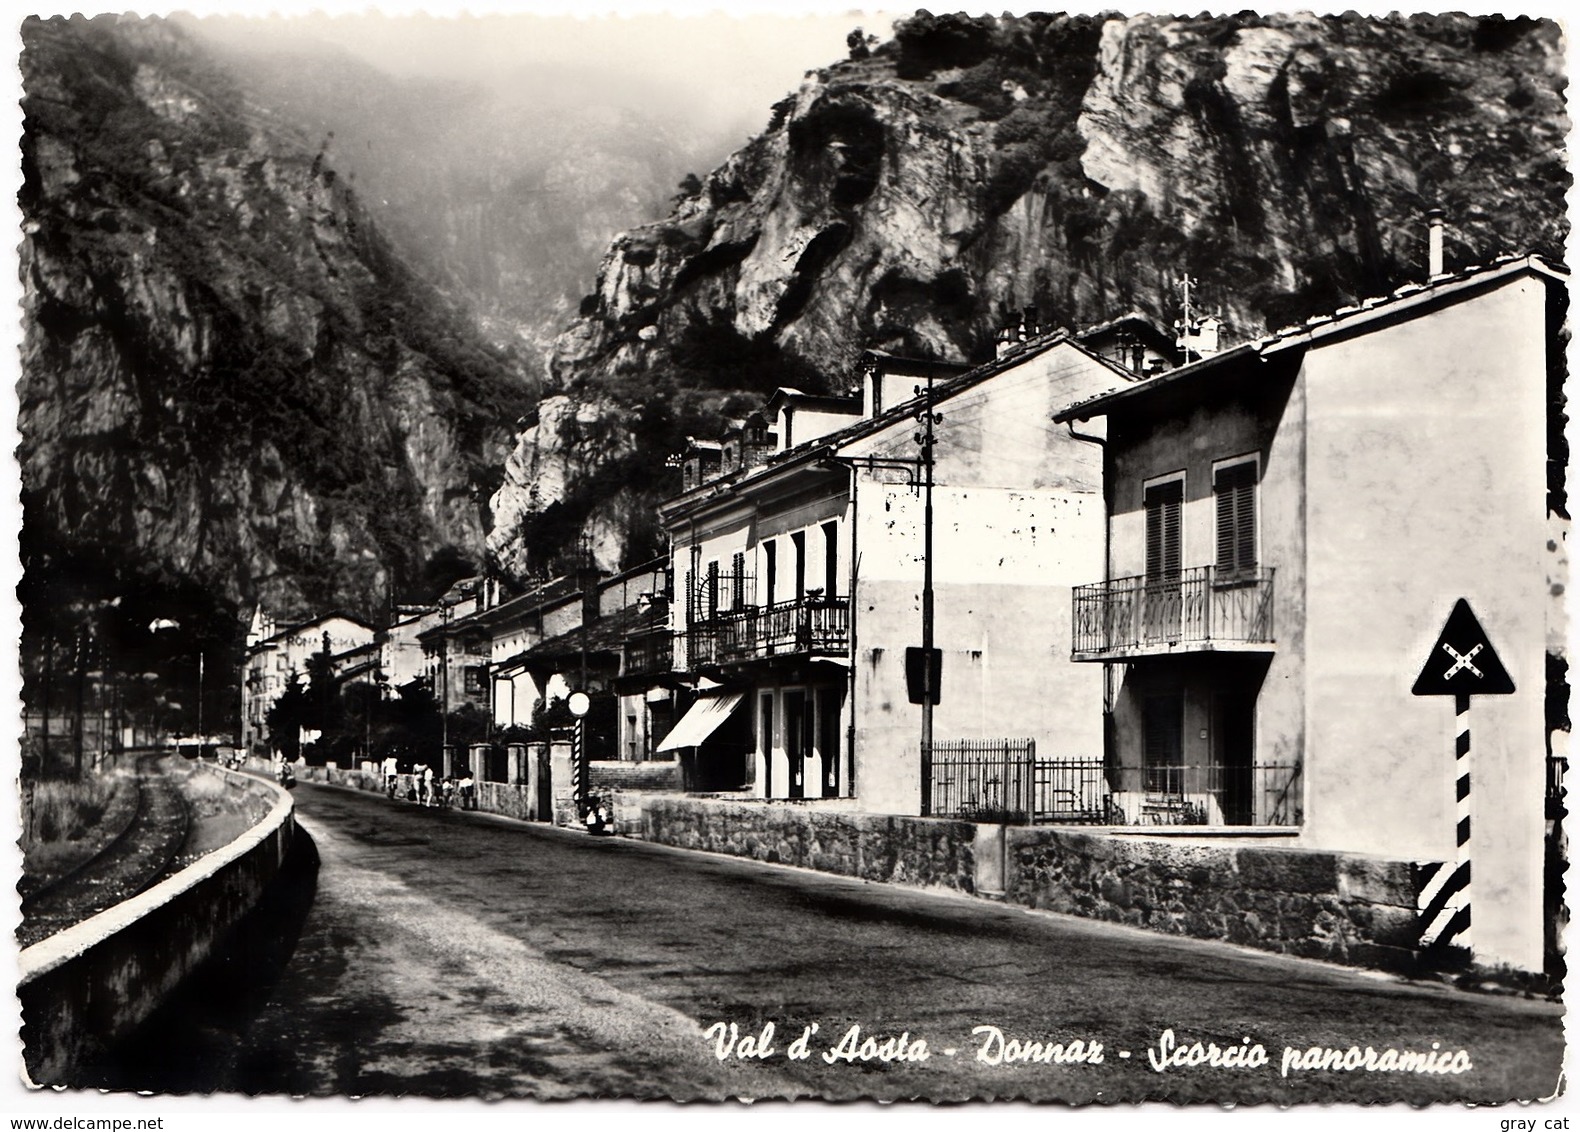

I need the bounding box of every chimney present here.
[1427,208,1445,278]
[862,357,884,416]
[578,563,602,625]
[993,325,1015,360]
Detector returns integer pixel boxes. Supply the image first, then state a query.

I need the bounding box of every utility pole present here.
[1179,273,1198,364]
[577,536,591,816]
[440,601,451,777]
[197,650,205,746]
[915,379,942,815]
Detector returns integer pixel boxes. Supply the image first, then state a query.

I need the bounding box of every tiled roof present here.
[501,603,657,671]
[1055,253,1567,421]
[662,332,1138,517]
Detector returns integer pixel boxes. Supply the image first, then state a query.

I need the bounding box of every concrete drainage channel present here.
[17,765,298,1084]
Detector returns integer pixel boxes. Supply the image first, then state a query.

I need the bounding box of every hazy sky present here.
[184,6,903,134]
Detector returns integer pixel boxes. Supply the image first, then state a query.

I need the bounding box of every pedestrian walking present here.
[422,762,436,808]
[383,752,400,800]
[459,769,476,810]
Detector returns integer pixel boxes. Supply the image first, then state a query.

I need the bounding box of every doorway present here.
[1212,693,1255,824]
[784,688,808,799]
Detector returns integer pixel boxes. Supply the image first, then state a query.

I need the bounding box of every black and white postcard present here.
[7,2,1574,1125]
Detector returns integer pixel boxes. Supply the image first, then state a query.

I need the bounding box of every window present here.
[1214,458,1258,576]
[822,522,838,598]
[1145,477,1183,580]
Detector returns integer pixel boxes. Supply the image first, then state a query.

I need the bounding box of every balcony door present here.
[1212,692,1255,825]
[1144,478,1184,642]
[1142,692,1183,796]
[759,692,774,798]
[817,685,843,797]
[784,688,809,799]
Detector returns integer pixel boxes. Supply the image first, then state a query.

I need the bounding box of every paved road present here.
[97,780,1565,1103]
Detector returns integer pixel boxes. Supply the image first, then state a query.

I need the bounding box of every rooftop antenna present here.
[1178,273,1198,364]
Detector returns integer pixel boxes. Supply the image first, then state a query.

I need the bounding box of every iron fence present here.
[927,743,1301,827]
[1106,761,1302,826]
[1072,566,1275,658]
[927,738,1036,821]
[1032,758,1108,822]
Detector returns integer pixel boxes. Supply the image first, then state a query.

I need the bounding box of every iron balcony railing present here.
[622,627,674,677]
[927,745,1300,827]
[1072,565,1275,660]
[684,595,850,668]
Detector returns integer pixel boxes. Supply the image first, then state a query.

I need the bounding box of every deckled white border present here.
[3,3,1576,1130]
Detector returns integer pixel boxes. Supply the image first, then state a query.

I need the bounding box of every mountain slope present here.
[20,13,537,640]
[191,29,726,380]
[488,12,1567,577]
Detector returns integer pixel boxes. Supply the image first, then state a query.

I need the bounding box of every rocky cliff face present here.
[491,12,1567,575]
[20,15,535,630]
[195,31,723,383]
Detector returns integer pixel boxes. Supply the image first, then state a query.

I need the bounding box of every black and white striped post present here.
[1411,599,1513,954]
[568,690,591,818]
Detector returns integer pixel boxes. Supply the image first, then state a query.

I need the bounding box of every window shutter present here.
[731,552,745,609]
[1145,480,1183,579]
[1214,462,1257,573]
[1216,481,1235,569]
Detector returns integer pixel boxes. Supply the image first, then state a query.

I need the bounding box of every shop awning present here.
[655,691,745,753]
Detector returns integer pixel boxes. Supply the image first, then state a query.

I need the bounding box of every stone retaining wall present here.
[622,793,1425,970]
[290,769,1426,970]
[299,764,553,823]
[19,766,296,1083]
[634,794,978,892]
[1007,827,1421,969]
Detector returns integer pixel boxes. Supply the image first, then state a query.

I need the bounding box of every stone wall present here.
[634,794,978,892]
[623,793,1425,970]
[1006,827,1421,969]
[291,770,1427,971]
[589,759,682,792]
[300,765,552,823]
[19,767,297,1083]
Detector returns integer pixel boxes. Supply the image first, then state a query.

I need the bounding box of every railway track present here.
[18,754,193,950]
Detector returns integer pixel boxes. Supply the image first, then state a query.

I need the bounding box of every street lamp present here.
[569,689,591,813]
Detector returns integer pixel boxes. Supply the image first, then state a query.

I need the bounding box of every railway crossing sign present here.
[1411,599,1515,697]
[1410,598,1513,955]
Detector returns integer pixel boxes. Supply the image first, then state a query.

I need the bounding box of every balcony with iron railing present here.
[622,627,675,677]
[684,594,850,669]
[1071,565,1275,661]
